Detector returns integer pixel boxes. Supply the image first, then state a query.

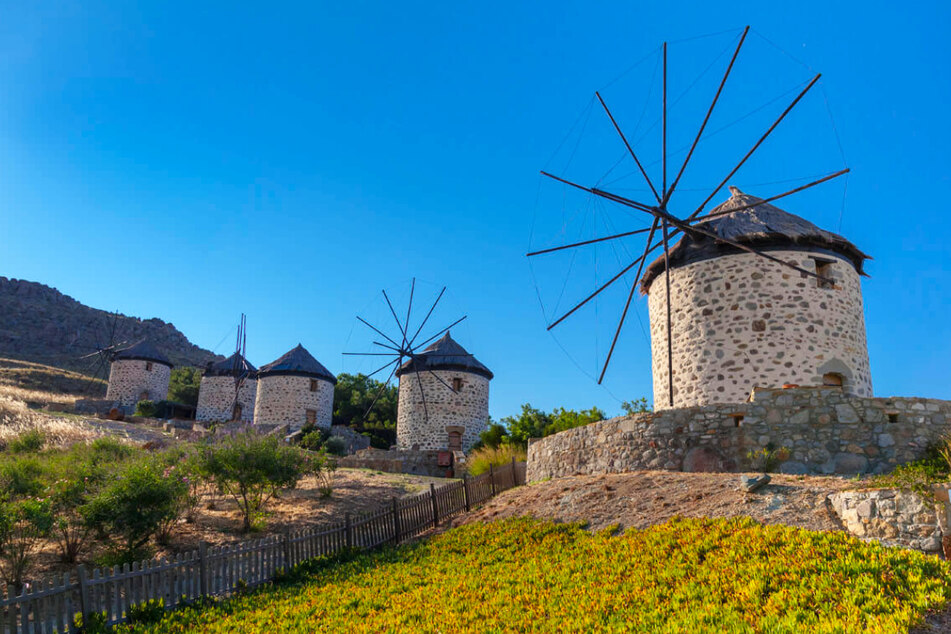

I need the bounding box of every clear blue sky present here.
[1,1,949,419]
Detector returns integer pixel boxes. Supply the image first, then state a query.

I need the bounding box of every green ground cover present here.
[121,516,951,633]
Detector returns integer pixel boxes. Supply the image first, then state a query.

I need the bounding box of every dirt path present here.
[460,470,857,533]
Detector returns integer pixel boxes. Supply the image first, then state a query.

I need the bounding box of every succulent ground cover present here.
[121,516,951,633]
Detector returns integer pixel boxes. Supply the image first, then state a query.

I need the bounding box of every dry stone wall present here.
[648,249,872,410]
[105,360,171,409]
[397,370,488,451]
[196,376,257,423]
[829,489,946,552]
[527,387,951,481]
[253,375,333,430]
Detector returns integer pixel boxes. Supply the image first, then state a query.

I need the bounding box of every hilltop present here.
[0,276,222,374]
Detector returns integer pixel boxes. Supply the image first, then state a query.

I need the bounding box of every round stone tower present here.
[253,344,336,430]
[640,187,872,410]
[196,353,257,423]
[396,332,493,452]
[105,339,173,410]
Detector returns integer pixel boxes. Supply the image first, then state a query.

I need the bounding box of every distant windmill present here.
[344,279,471,424]
[74,310,128,396]
[529,26,849,405]
[230,313,251,420]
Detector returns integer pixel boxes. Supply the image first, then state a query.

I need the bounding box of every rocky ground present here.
[459,470,857,533]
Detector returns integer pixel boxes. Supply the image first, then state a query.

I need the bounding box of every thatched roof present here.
[396,332,493,380]
[257,344,336,383]
[204,352,257,378]
[113,339,172,367]
[640,187,869,293]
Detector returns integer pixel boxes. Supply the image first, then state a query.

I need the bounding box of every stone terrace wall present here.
[648,249,872,410]
[527,387,951,482]
[196,376,257,423]
[105,360,171,410]
[829,489,946,552]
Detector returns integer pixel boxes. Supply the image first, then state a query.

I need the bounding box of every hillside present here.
[0,276,222,374]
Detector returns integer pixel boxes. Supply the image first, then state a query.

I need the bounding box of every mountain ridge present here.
[0,276,224,376]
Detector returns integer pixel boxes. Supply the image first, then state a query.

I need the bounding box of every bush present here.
[298,429,348,457]
[465,444,526,476]
[82,458,188,562]
[0,456,47,498]
[7,430,45,453]
[134,400,160,418]
[127,598,166,625]
[0,498,54,589]
[200,433,312,532]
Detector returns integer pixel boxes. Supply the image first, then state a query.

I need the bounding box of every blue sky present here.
[1,1,948,419]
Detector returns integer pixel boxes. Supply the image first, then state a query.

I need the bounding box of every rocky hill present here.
[0,276,223,375]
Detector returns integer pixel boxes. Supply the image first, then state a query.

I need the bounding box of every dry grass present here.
[0,357,106,405]
[0,393,100,449]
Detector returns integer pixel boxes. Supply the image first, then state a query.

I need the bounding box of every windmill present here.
[74,310,128,396]
[528,27,850,406]
[344,278,471,424]
[229,313,251,421]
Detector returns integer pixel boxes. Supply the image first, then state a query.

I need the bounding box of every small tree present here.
[200,432,311,532]
[82,459,187,561]
[0,499,54,590]
[168,367,202,407]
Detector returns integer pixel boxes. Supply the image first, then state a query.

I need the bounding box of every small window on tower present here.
[146,362,153,372]
[309,379,318,392]
[814,259,835,289]
[451,377,463,392]
[305,409,317,424]
[823,372,844,388]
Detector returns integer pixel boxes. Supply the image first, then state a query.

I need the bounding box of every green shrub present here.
[7,430,46,453]
[746,444,791,473]
[324,436,347,456]
[82,458,187,561]
[0,456,47,498]
[200,432,312,532]
[134,400,160,418]
[299,428,330,452]
[88,436,137,465]
[466,444,525,476]
[0,498,54,589]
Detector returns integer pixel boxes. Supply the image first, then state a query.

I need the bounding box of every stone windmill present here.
[197,314,257,423]
[345,279,491,452]
[528,26,861,408]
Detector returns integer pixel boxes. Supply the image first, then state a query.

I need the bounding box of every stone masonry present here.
[253,375,333,431]
[829,488,946,552]
[196,376,257,423]
[397,370,489,452]
[105,359,171,409]
[648,249,872,410]
[527,386,951,482]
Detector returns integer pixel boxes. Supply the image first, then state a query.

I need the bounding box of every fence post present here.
[463,474,471,512]
[345,513,353,549]
[198,542,209,598]
[430,483,439,527]
[77,564,89,623]
[489,464,496,496]
[392,497,402,544]
[283,531,292,571]
[511,456,517,487]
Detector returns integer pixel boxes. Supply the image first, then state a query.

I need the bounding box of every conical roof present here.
[257,344,336,383]
[113,339,172,367]
[204,352,257,378]
[396,332,493,380]
[640,186,869,293]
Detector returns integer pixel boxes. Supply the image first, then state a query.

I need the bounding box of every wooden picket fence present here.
[0,460,525,633]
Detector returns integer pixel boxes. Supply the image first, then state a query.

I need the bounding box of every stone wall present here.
[339,447,456,478]
[397,370,489,451]
[829,489,946,552]
[196,376,257,423]
[648,249,872,410]
[105,360,171,409]
[527,386,951,482]
[253,375,333,430]
[330,425,372,454]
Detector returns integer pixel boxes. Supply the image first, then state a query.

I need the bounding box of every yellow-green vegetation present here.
[465,443,526,476]
[119,517,951,633]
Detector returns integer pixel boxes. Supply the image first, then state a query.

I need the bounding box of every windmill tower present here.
[197,315,257,423]
[253,344,336,430]
[395,332,493,452]
[640,187,871,409]
[105,339,173,410]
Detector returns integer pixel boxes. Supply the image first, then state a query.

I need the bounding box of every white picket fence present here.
[0,460,525,633]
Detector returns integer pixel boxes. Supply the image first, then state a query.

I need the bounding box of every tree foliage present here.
[481,404,607,448]
[168,367,202,407]
[332,373,398,449]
